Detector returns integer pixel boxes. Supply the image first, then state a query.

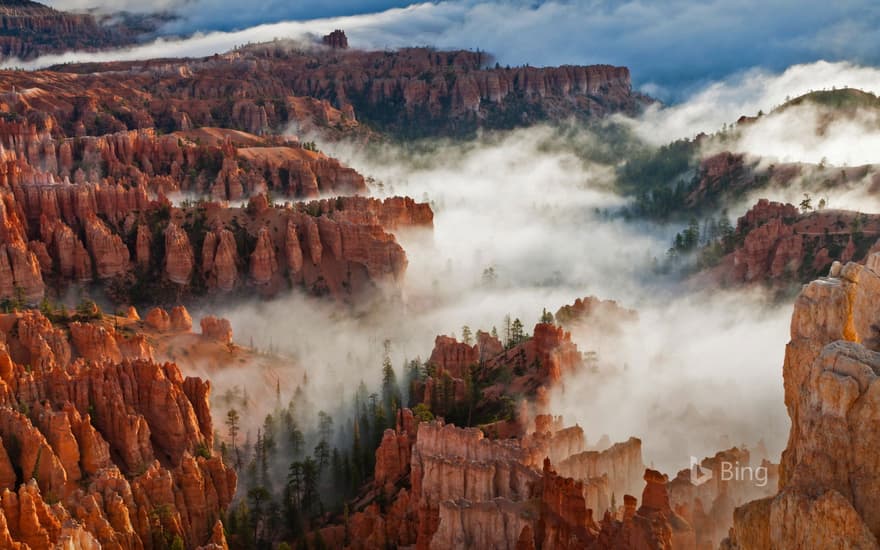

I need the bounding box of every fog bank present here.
[201,126,791,474]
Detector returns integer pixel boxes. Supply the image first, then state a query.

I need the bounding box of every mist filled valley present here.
[1,2,880,550]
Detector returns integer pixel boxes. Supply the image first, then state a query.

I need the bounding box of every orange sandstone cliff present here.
[0,306,236,548]
[723,254,880,548]
[704,199,880,286]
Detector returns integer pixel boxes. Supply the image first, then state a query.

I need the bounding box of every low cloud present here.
[628,60,880,144]
[733,103,880,168]
[192,126,792,475]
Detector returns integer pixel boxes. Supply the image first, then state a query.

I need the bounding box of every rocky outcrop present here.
[145,306,193,333]
[164,223,195,286]
[724,257,880,548]
[336,413,691,550]
[0,147,429,302]
[556,437,646,505]
[411,421,542,548]
[0,241,44,302]
[684,150,878,213]
[374,408,417,492]
[427,335,480,378]
[0,0,149,62]
[554,296,638,333]
[705,199,880,285]
[668,447,777,549]
[83,215,129,279]
[0,123,366,201]
[202,228,239,292]
[417,323,582,434]
[322,30,349,50]
[145,306,171,331]
[170,305,193,331]
[249,227,278,286]
[537,458,602,549]
[0,43,644,140]
[245,46,642,136]
[0,308,236,549]
[199,316,232,345]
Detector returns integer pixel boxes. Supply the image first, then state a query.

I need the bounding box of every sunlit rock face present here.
[0,120,433,304]
[0,123,367,200]
[724,258,880,549]
[0,308,236,549]
[0,40,643,138]
[316,407,712,550]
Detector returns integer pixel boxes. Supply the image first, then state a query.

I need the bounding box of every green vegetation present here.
[223,347,405,549]
[616,138,700,220]
[779,88,880,112]
[662,214,737,274]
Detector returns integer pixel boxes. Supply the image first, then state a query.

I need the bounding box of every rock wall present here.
[418,323,583,434]
[0,308,236,549]
[723,257,880,548]
[332,412,664,550]
[0,42,643,139]
[0,180,430,303]
[706,199,880,285]
[556,437,645,505]
[0,123,367,200]
[0,0,147,61]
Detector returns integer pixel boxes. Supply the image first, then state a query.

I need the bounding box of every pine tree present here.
[540,308,554,324]
[254,428,269,485]
[317,411,334,443]
[262,414,276,456]
[405,358,422,406]
[226,409,241,468]
[331,447,344,493]
[287,415,304,458]
[287,461,304,507]
[351,419,363,489]
[381,358,402,414]
[800,193,813,213]
[314,440,330,473]
[511,318,524,345]
[302,457,321,514]
[461,325,473,345]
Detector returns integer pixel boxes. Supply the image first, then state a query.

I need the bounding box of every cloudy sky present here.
[42,0,880,100]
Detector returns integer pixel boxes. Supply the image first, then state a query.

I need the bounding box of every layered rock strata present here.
[0,307,236,548]
[723,255,880,548]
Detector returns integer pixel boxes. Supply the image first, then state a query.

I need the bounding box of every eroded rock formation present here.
[555,296,638,334]
[0,0,151,61]
[705,199,880,285]
[318,410,710,550]
[0,307,236,548]
[322,30,349,50]
[0,123,367,200]
[0,171,430,303]
[668,447,777,549]
[414,323,582,437]
[723,256,880,548]
[200,316,233,345]
[0,41,644,139]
